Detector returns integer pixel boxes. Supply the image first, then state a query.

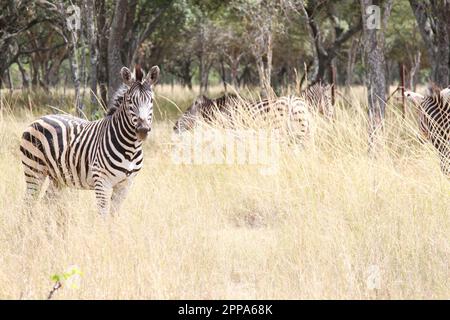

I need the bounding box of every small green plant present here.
[48,265,83,299]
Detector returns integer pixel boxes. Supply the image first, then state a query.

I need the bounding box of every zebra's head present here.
[406,86,450,142]
[173,95,211,133]
[120,65,160,141]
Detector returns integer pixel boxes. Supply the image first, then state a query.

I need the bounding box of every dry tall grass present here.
[0,85,449,299]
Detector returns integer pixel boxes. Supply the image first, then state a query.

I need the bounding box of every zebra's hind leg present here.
[44,178,70,237]
[44,178,62,201]
[22,166,48,208]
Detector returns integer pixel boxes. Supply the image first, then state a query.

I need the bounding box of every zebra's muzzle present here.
[136,126,151,140]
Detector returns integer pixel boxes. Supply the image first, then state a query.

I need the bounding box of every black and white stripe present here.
[406,87,450,177]
[300,83,334,119]
[20,65,160,214]
[173,94,312,142]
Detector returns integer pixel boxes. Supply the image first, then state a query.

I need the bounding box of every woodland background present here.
[1,0,447,113]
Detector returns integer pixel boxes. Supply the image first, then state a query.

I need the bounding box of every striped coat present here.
[406,87,450,177]
[20,65,160,215]
[173,94,312,143]
[301,83,334,119]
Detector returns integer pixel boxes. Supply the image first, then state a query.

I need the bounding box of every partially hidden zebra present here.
[173,94,238,132]
[173,94,312,142]
[20,65,160,214]
[300,82,334,119]
[405,87,450,177]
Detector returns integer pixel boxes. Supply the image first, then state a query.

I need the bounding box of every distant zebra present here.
[173,94,238,132]
[301,83,334,119]
[405,87,450,177]
[20,65,160,214]
[173,94,311,142]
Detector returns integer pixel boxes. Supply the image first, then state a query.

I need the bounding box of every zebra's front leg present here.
[94,181,113,215]
[110,180,133,216]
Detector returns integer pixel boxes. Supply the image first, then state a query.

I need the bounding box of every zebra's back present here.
[20,114,97,189]
[247,96,311,137]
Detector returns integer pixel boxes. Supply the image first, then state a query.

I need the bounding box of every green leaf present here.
[50,274,61,282]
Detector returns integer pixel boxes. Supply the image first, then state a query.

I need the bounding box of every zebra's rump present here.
[20,114,92,188]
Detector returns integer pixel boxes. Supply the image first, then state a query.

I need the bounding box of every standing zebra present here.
[20,65,160,214]
[405,87,450,177]
[173,94,312,142]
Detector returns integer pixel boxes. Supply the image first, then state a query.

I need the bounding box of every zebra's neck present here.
[109,104,143,150]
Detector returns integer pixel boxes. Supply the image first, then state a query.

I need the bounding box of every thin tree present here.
[360,0,392,154]
[301,0,362,85]
[84,0,98,107]
[409,0,450,87]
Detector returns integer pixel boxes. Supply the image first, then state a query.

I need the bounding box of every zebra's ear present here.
[146,66,160,85]
[121,67,133,85]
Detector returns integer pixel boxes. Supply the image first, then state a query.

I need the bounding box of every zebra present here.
[20,65,160,215]
[300,82,334,119]
[173,93,238,133]
[173,94,312,142]
[405,87,450,177]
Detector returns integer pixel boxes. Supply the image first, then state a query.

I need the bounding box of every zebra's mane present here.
[105,66,149,116]
[106,84,129,116]
[423,89,450,114]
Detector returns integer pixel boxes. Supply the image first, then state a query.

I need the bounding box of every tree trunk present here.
[198,52,204,94]
[85,0,98,107]
[256,56,267,94]
[431,2,450,86]
[108,0,129,102]
[409,51,421,91]
[180,60,192,89]
[220,58,227,92]
[6,68,13,93]
[0,76,2,115]
[409,0,450,87]
[303,0,362,85]
[31,57,39,89]
[230,58,239,88]
[69,48,82,116]
[17,60,30,89]
[45,48,67,87]
[361,0,389,155]
[346,36,359,87]
[64,1,83,116]
[200,63,212,94]
[265,32,273,89]
[96,0,108,107]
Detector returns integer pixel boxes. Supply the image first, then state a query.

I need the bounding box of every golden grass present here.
[0,85,449,299]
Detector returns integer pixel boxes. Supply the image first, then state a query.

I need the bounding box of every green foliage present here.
[0,0,434,100]
[50,265,83,290]
[385,0,424,64]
